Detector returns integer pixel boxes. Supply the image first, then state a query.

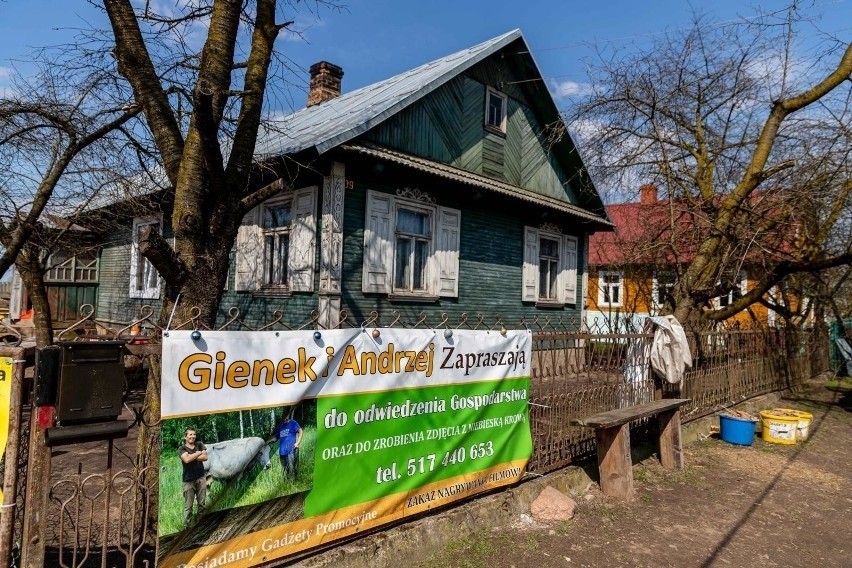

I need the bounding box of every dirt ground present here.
[419,378,852,568]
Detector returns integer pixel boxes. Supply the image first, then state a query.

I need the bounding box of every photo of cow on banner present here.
[158,327,532,568]
[159,401,316,535]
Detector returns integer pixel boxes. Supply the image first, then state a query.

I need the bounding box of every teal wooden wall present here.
[364,66,578,205]
[46,284,98,323]
[94,159,586,330]
[95,221,320,329]
[338,162,585,327]
[96,224,163,324]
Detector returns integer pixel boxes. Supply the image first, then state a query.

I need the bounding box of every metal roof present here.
[254,29,523,158]
[342,142,613,227]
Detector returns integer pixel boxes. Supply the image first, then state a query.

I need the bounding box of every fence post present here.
[0,348,25,567]
[21,347,55,568]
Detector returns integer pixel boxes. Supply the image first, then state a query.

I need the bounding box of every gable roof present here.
[256,29,610,225]
[255,30,522,158]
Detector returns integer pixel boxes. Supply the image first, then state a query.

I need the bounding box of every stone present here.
[530,486,577,522]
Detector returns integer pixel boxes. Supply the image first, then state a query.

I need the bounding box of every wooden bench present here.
[570,398,690,500]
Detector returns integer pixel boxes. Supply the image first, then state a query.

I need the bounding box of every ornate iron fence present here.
[3,305,822,567]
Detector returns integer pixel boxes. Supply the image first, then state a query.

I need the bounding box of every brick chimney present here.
[639,183,658,205]
[307,61,344,107]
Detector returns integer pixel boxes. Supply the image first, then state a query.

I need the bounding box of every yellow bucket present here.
[760,409,798,445]
[789,409,813,441]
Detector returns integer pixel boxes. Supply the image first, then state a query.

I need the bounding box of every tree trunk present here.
[16,251,53,347]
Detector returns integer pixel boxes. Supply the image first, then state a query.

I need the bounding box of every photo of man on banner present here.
[272,406,303,481]
[179,427,207,528]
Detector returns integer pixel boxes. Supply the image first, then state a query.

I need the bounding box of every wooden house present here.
[585,184,787,331]
[46,30,612,328]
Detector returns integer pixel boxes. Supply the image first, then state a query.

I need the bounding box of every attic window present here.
[485,87,507,133]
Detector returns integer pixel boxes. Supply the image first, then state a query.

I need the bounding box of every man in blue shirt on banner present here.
[274,409,303,481]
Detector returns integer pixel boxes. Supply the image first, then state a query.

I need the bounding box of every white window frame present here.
[129,215,162,299]
[391,200,435,296]
[598,271,623,308]
[651,271,677,312]
[484,86,507,133]
[362,189,461,299]
[45,249,99,283]
[716,271,747,309]
[235,186,318,294]
[522,226,578,306]
[260,196,293,290]
[537,231,562,302]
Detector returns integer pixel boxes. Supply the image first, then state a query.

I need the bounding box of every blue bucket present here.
[719,414,758,446]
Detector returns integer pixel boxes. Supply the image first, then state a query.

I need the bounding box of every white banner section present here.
[162,328,532,419]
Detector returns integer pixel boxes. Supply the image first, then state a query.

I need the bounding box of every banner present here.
[0,358,12,503]
[159,328,532,568]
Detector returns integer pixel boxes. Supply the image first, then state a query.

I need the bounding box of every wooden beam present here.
[658,408,684,469]
[571,399,689,429]
[595,424,634,500]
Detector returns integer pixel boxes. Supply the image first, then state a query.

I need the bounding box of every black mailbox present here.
[56,340,126,425]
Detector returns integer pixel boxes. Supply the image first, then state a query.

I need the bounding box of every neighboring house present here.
[6,215,103,326]
[86,29,612,327]
[585,184,788,332]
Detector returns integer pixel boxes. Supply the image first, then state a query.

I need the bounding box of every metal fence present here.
[1,306,824,567]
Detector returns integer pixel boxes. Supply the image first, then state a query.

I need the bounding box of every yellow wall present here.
[586,268,776,325]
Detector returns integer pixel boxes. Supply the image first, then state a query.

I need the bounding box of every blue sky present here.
[1,1,850,111]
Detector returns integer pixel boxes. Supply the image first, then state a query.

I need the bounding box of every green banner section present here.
[306,378,531,516]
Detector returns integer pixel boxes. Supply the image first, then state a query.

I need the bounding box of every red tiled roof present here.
[589,191,797,267]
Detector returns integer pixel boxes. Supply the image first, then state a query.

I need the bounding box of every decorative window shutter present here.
[9,268,22,320]
[288,186,318,292]
[235,207,263,291]
[434,206,461,297]
[561,235,578,304]
[129,216,162,299]
[362,190,393,293]
[522,226,539,302]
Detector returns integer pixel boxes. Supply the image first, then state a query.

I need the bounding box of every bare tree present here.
[98,0,339,326]
[0,59,142,280]
[568,8,852,324]
[0,56,152,345]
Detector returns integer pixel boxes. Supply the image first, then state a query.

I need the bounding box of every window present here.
[235,186,317,293]
[363,189,461,299]
[484,87,507,133]
[46,249,98,283]
[393,206,432,293]
[598,271,622,307]
[130,216,161,299]
[652,271,677,311]
[538,237,560,300]
[262,200,292,288]
[522,226,578,305]
[718,271,747,308]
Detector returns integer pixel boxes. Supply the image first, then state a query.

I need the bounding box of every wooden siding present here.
[340,170,586,325]
[47,284,98,323]
[364,69,578,205]
[96,225,163,323]
[96,218,321,329]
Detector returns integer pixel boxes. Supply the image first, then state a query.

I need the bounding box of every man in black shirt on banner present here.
[179,428,208,528]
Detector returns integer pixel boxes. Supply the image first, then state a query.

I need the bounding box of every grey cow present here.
[203,437,271,486]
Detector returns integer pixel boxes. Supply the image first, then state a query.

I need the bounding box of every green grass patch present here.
[158,427,316,536]
[419,531,498,568]
[826,377,852,389]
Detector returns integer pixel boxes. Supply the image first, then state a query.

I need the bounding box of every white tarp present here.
[647,315,692,384]
[623,315,692,396]
[836,337,852,375]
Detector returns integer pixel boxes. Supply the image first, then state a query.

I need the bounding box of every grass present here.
[419,531,499,568]
[158,427,316,536]
[826,376,852,389]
